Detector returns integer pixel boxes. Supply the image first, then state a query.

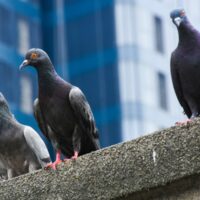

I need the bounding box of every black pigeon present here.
[0,93,51,179]
[170,9,200,124]
[19,48,100,169]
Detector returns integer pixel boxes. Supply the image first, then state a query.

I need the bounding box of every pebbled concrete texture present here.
[1,119,200,199]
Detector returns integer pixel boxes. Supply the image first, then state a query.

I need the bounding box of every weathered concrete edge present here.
[1,119,200,199]
[117,173,200,200]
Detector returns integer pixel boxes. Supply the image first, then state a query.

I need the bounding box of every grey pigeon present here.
[170,9,200,124]
[19,48,100,169]
[0,93,51,179]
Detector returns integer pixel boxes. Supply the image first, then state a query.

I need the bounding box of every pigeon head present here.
[19,48,53,70]
[170,9,187,27]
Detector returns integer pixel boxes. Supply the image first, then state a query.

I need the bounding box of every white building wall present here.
[115,0,200,141]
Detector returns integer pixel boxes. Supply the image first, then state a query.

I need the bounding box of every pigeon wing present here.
[33,98,49,139]
[69,87,100,150]
[171,52,192,118]
[23,126,51,167]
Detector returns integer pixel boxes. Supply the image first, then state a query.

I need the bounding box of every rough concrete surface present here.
[1,119,200,199]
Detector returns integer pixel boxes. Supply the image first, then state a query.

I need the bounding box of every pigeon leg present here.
[175,119,192,125]
[64,151,78,162]
[71,151,79,160]
[175,112,199,125]
[45,149,62,170]
[71,125,81,160]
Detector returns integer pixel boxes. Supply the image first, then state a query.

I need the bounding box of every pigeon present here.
[0,93,51,179]
[170,9,200,124]
[19,48,100,169]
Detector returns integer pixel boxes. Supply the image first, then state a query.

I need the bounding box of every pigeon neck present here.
[178,19,199,46]
[37,64,56,77]
[0,105,13,121]
[37,64,57,88]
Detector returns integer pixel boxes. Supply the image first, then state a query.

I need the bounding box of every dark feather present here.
[170,52,192,118]
[21,48,100,159]
[170,9,200,118]
[69,86,100,150]
[33,98,49,139]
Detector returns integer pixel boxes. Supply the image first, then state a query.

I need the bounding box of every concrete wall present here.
[1,119,200,199]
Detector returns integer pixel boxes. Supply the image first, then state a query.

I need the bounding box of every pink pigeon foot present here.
[71,151,79,160]
[175,119,192,126]
[45,150,62,170]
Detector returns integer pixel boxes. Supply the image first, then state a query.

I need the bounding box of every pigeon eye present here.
[30,53,38,60]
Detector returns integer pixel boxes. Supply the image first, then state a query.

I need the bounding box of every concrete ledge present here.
[1,119,200,199]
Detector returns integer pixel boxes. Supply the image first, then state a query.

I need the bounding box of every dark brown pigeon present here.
[0,93,51,178]
[170,9,200,124]
[19,48,100,169]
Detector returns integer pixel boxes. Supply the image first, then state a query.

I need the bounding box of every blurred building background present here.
[0,0,199,152]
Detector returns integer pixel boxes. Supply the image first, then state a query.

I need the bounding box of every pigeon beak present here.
[19,59,29,70]
[174,17,182,27]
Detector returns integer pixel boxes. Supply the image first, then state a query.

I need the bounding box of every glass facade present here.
[0,0,191,154]
[0,0,122,153]
[154,15,164,53]
[157,72,168,111]
[0,0,52,153]
[39,0,122,147]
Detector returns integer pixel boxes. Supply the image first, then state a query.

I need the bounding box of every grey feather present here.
[69,87,100,149]
[33,98,49,138]
[0,93,51,179]
[23,126,51,167]
[0,162,7,181]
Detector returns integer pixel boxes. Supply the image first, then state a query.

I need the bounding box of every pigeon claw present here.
[175,119,192,126]
[45,149,62,170]
[45,160,62,170]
